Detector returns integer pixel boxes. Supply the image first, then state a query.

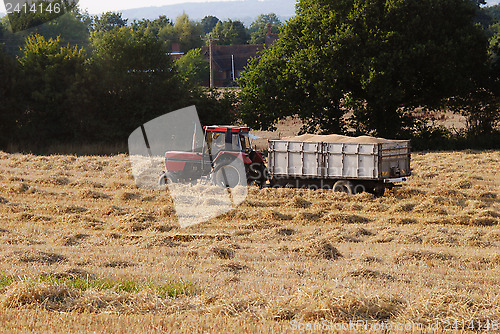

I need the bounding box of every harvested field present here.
[0,150,498,333]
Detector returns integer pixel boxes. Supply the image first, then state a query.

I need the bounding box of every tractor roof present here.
[204,125,251,133]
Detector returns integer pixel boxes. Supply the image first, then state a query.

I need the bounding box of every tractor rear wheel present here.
[212,163,244,188]
[257,166,268,187]
[248,162,267,187]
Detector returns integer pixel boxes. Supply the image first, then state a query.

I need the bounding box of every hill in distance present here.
[0,0,295,28]
[120,0,297,26]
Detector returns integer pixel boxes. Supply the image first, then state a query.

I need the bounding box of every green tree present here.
[192,89,239,126]
[239,0,488,138]
[176,48,210,85]
[75,8,94,31]
[483,2,500,22]
[211,20,248,45]
[131,16,175,50]
[174,12,202,51]
[16,34,87,144]
[201,15,220,35]
[0,47,19,148]
[0,6,90,56]
[445,7,500,141]
[158,23,177,51]
[37,11,90,48]
[0,16,26,56]
[7,0,77,33]
[92,11,128,32]
[248,13,281,44]
[88,27,189,141]
[132,16,172,37]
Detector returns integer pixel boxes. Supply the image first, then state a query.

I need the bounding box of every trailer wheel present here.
[353,183,366,194]
[372,185,386,197]
[333,180,353,195]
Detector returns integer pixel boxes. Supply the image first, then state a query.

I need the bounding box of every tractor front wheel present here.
[159,172,180,186]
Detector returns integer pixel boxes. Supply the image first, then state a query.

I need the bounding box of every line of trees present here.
[0,9,283,56]
[2,1,500,152]
[0,6,243,151]
[239,0,500,149]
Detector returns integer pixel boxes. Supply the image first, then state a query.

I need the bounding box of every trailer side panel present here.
[268,139,410,181]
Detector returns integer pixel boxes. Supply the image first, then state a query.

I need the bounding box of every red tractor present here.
[159,126,267,187]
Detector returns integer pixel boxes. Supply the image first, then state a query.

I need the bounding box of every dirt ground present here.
[0,148,498,333]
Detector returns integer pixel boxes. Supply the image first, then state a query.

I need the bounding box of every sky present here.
[0,0,240,14]
[77,0,237,14]
[0,0,499,14]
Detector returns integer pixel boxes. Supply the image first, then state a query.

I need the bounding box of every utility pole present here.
[231,55,235,82]
[201,35,219,88]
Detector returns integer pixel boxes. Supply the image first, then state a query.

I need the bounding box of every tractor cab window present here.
[231,133,242,151]
[239,133,251,150]
[206,132,225,156]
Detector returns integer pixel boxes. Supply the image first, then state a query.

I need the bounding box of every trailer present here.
[160,128,411,196]
[267,134,411,195]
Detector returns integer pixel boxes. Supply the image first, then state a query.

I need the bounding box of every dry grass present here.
[0,150,498,332]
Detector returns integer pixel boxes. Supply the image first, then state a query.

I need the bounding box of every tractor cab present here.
[161,125,267,187]
[204,126,254,158]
